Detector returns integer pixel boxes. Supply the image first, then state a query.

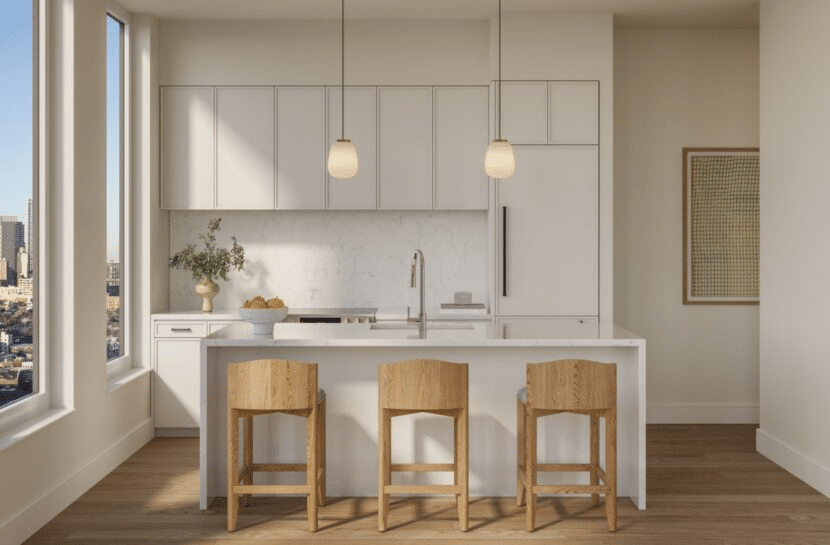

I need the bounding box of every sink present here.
[370,322,474,331]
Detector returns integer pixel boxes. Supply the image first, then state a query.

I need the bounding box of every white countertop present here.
[203,321,643,348]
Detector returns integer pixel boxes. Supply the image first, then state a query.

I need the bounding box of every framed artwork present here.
[683,147,760,305]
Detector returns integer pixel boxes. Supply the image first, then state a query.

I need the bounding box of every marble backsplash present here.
[168,210,488,313]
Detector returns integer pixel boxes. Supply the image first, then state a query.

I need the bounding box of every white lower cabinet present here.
[498,317,599,339]
[154,337,201,429]
[153,316,240,435]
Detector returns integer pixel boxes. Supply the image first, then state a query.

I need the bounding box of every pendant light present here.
[484,0,515,178]
[327,0,359,179]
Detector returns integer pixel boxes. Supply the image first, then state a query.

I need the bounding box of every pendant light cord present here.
[497,0,502,140]
[341,0,345,140]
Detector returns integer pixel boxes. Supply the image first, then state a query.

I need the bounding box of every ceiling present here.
[118,0,759,28]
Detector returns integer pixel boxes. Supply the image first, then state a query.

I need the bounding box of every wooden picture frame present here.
[683,147,760,305]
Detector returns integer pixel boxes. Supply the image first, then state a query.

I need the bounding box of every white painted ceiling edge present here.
[118,0,759,28]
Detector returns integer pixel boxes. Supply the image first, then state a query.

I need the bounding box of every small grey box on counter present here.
[454,291,473,304]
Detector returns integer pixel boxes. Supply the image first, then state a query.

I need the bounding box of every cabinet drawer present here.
[155,322,207,338]
[208,321,236,335]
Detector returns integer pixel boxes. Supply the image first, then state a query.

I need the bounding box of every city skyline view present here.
[0,2,33,226]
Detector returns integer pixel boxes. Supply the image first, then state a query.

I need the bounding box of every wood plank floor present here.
[24,425,830,544]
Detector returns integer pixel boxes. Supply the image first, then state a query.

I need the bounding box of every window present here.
[106,7,129,374]
[0,1,37,412]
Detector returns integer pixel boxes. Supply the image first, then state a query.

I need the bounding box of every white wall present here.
[158,19,489,86]
[757,0,830,497]
[614,29,760,423]
[0,3,154,543]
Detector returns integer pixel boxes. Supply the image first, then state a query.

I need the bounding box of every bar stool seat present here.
[227,358,326,532]
[377,358,469,531]
[517,359,617,532]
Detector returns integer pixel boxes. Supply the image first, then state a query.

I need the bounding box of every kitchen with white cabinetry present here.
[15,2,821,543]
[153,16,617,432]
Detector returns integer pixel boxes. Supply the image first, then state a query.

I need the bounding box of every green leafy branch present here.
[169,218,245,282]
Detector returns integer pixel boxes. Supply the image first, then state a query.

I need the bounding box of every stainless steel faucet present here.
[409,249,426,337]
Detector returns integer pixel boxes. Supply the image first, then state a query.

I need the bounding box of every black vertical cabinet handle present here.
[502,206,507,297]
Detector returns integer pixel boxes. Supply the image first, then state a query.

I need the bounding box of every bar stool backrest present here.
[379,359,468,411]
[228,358,317,412]
[526,359,616,411]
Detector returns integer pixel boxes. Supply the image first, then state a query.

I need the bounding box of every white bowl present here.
[238,307,288,336]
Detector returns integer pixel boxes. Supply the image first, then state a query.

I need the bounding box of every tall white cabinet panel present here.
[215,87,276,209]
[327,87,377,209]
[549,81,599,145]
[434,86,489,210]
[161,87,215,209]
[378,87,433,209]
[499,81,548,145]
[277,87,327,209]
[498,146,598,317]
[154,338,201,428]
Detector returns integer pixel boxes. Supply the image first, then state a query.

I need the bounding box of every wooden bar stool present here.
[377,359,469,532]
[517,359,617,532]
[227,358,326,532]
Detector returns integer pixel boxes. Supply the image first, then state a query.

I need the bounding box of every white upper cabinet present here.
[498,80,599,146]
[499,81,548,145]
[277,87,327,209]
[549,81,599,145]
[161,87,215,209]
[215,87,275,209]
[434,86,489,210]
[378,87,433,209]
[327,86,377,209]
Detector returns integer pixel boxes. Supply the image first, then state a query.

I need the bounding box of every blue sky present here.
[0,1,33,228]
[0,2,121,260]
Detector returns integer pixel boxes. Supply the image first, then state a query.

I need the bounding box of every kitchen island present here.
[200,321,646,510]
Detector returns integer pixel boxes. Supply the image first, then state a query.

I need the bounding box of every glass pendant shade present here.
[327,138,359,179]
[485,139,516,178]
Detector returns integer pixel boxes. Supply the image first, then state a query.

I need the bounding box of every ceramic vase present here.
[195,277,219,312]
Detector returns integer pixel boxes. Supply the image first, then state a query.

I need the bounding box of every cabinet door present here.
[549,81,599,145]
[161,87,215,209]
[216,87,276,209]
[378,87,433,209]
[277,87,327,209]
[498,146,598,316]
[154,338,201,428]
[434,86,489,210]
[498,81,547,145]
[327,86,377,209]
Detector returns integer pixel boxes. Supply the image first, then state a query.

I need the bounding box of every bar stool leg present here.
[606,411,618,532]
[455,409,469,531]
[318,397,327,506]
[307,406,319,532]
[227,409,239,532]
[243,416,253,507]
[590,414,600,507]
[378,408,391,531]
[525,408,536,532]
[516,398,526,506]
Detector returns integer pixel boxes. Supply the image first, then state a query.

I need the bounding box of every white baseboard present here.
[647,402,759,424]
[756,428,830,498]
[1,417,154,545]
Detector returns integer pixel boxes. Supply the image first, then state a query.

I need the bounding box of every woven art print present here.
[683,148,759,304]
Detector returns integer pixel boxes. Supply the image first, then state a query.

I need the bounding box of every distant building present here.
[17,247,29,285]
[27,198,33,275]
[0,216,24,285]
[0,332,12,354]
[106,260,120,296]
[0,258,6,286]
